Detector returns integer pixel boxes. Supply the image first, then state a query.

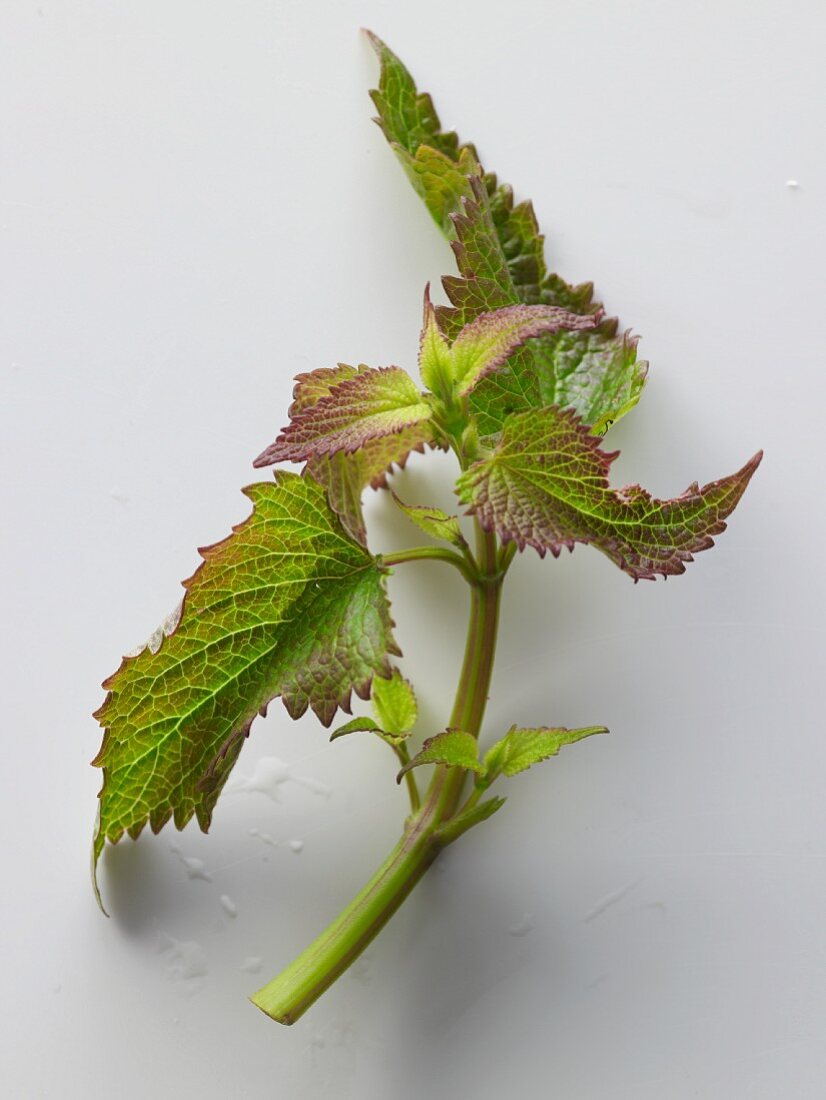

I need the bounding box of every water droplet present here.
[583,878,641,923]
[169,844,212,882]
[232,755,331,801]
[240,956,263,974]
[289,839,304,854]
[219,894,238,918]
[159,933,208,988]
[786,179,800,189]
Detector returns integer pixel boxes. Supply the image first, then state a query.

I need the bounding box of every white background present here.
[2,1,824,1096]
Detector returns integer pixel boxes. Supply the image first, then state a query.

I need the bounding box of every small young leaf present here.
[92,472,399,869]
[372,668,418,736]
[392,493,466,550]
[451,302,601,397]
[329,714,409,750]
[484,725,609,779]
[254,366,432,465]
[418,287,455,399]
[396,728,483,782]
[329,716,383,740]
[434,795,506,845]
[457,406,762,580]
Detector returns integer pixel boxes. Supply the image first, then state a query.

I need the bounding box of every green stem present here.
[251,521,503,1025]
[393,741,421,812]
[382,544,476,584]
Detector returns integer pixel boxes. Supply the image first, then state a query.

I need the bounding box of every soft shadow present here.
[99,834,174,936]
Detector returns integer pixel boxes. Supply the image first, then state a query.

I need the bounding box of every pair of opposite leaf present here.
[91,32,760,879]
[333,671,608,838]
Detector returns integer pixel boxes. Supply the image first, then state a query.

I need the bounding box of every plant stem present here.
[251,520,503,1025]
[381,544,476,583]
[393,741,421,812]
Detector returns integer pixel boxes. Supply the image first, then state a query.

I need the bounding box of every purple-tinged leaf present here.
[284,364,435,545]
[254,366,433,466]
[366,30,467,162]
[393,143,479,236]
[368,38,648,435]
[306,425,432,546]
[92,472,399,874]
[289,364,359,415]
[452,303,601,397]
[457,406,762,580]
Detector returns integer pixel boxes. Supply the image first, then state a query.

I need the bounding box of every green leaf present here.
[254,366,432,466]
[329,716,383,740]
[366,29,468,161]
[439,176,515,332]
[394,143,479,235]
[288,363,360,414]
[484,725,608,779]
[258,364,436,546]
[396,728,483,783]
[418,286,455,399]
[392,493,466,550]
[368,36,648,435]
[451,302,601,398]
[457,406,762,580]
[434,795,506,845]
[329,715,408,750]
[92,471,399,869]
[372,668,418,736]
[306,425,431,546]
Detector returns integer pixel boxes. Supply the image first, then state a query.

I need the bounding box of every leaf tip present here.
[91,809,110,917]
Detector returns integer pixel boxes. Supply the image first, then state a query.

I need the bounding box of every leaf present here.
[288,363,360,415]
[329,714,408,748]
[457,406,762,580]
[438,177,515,332]
[368,35,648,435]
[92,472,399,869]
[366,29,468,161]
[392,493,466,550]
[396,728,483,782]
[254,366,432,466]
[259,364,436,546]
[451,302,601,398]
[394,143,479,235]
[372,668,418,736]
[434,795,506,845]
[448,182,647,437]
[484,725,608,779]
[329,716,383,740]
[418,286,455,399]
[306,425,431,546]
